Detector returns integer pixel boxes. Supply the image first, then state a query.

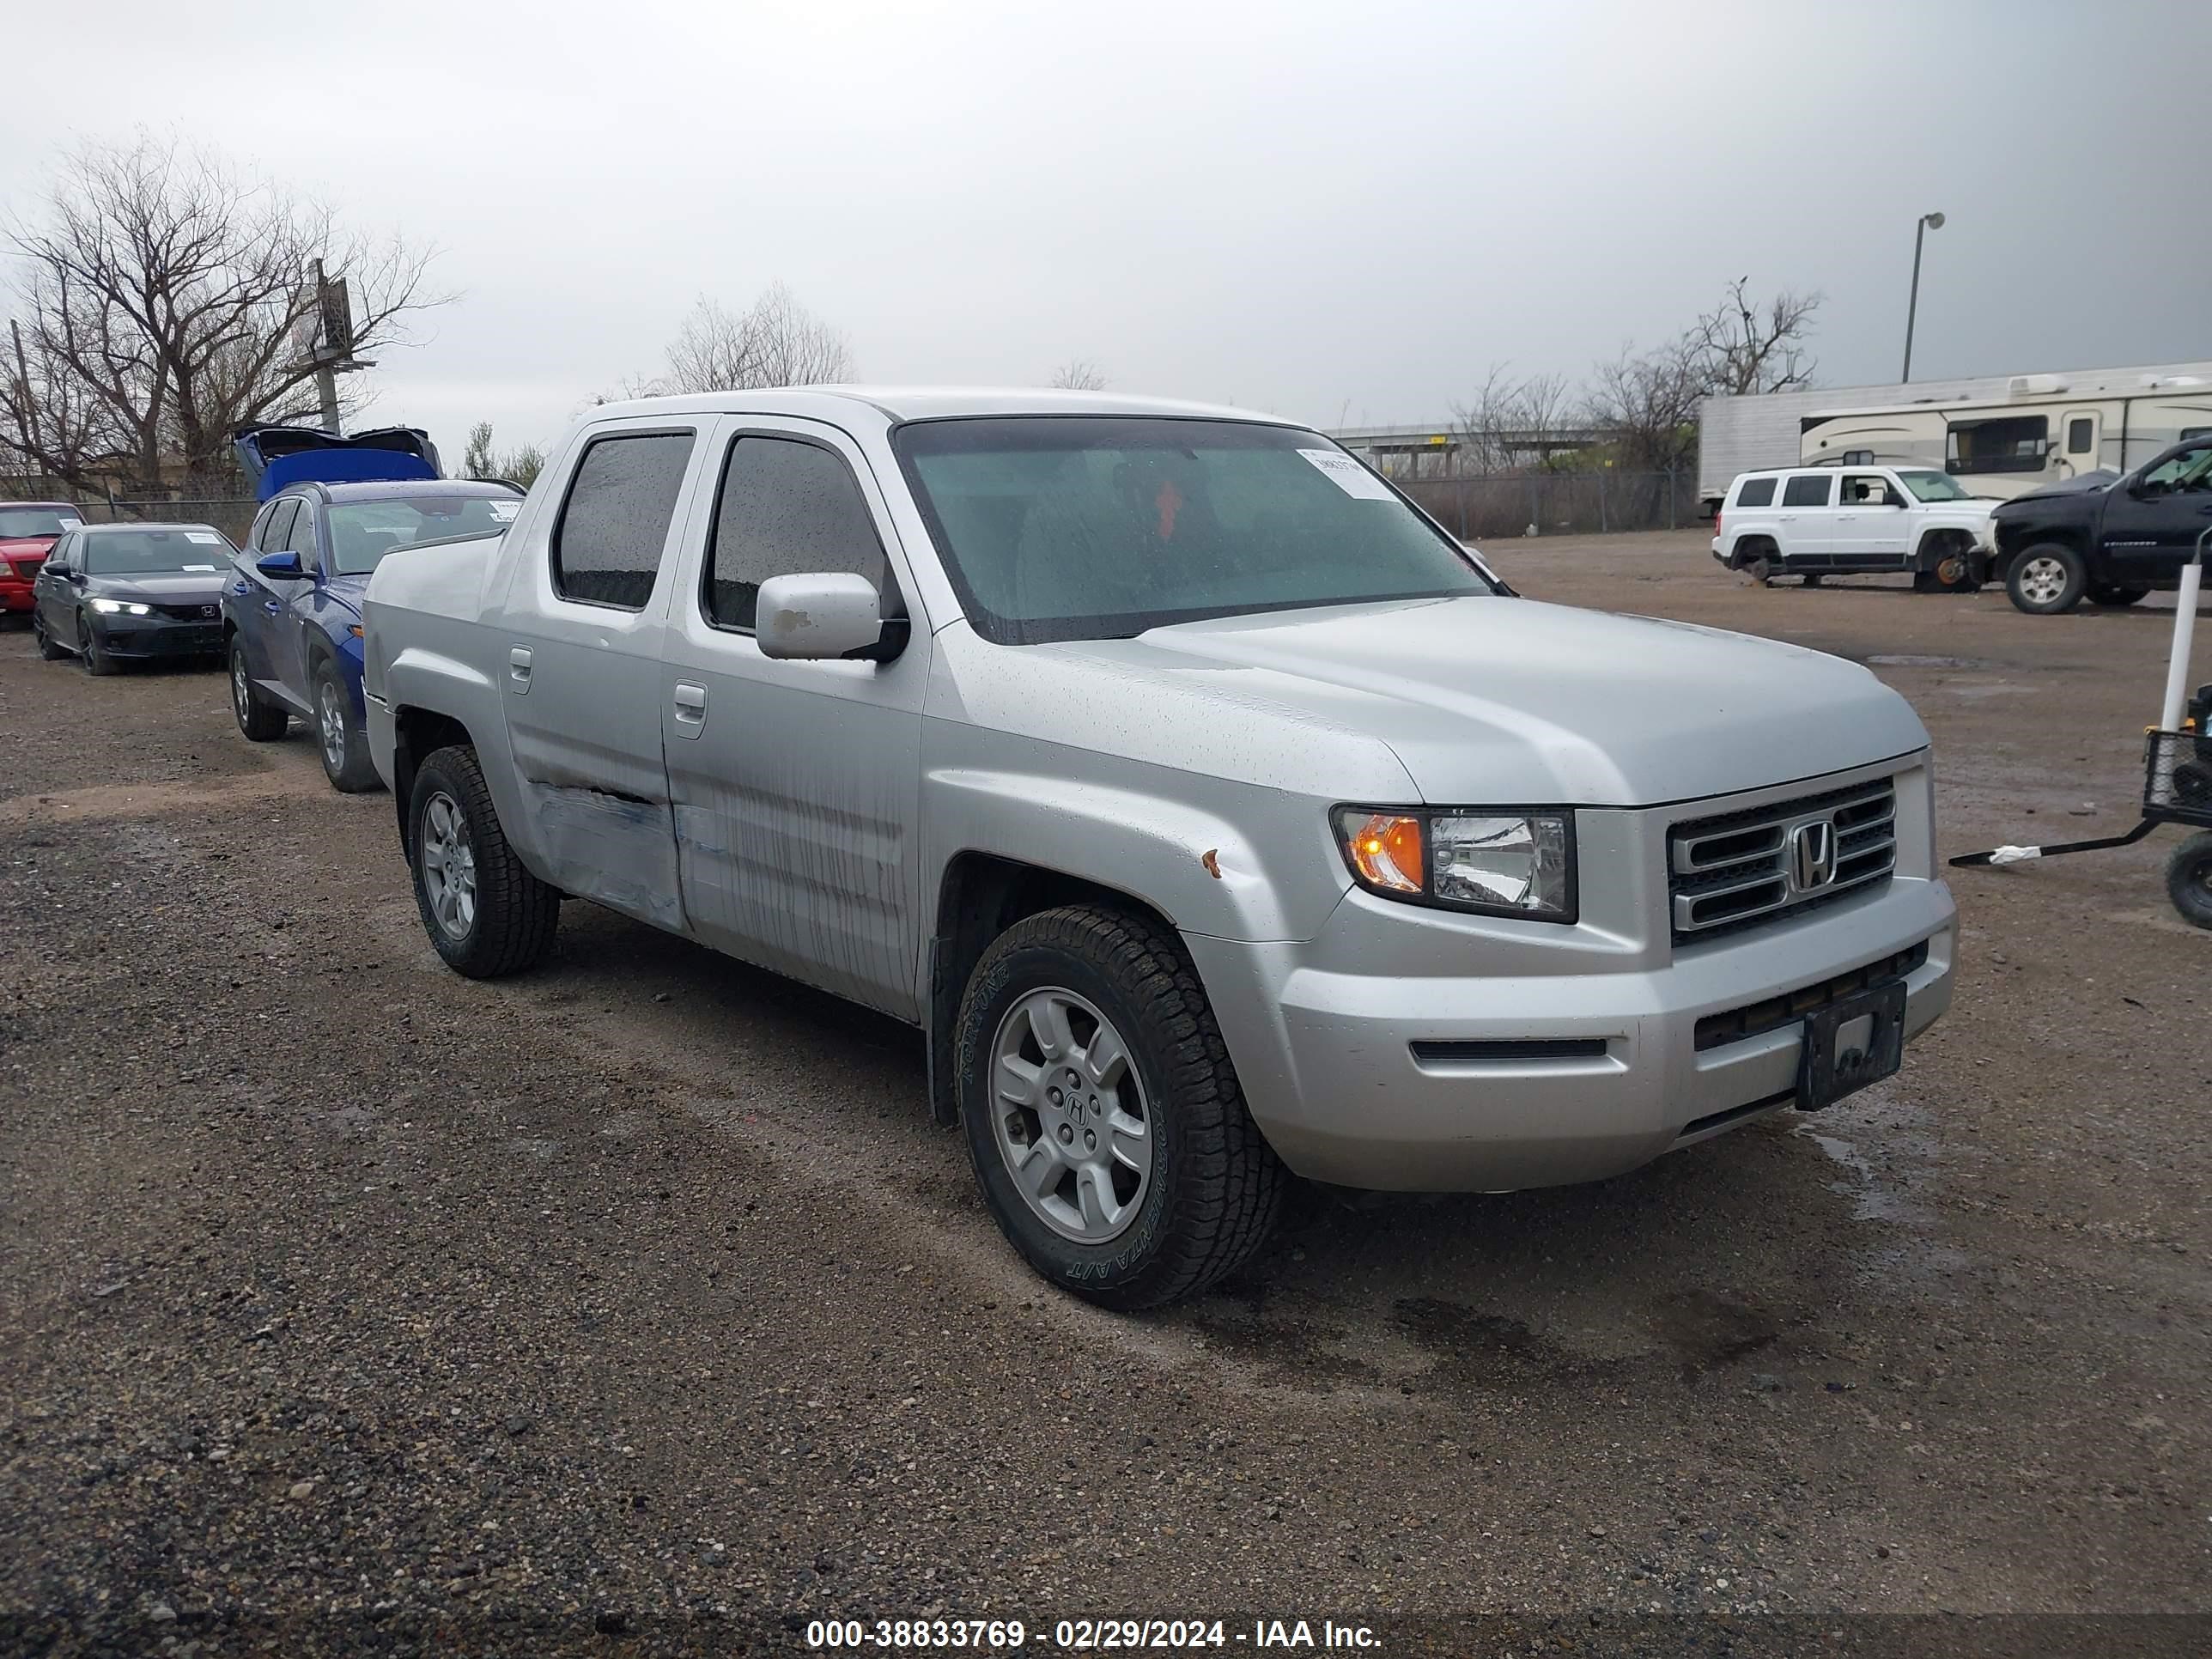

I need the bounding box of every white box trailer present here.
[1696,359,2212,515]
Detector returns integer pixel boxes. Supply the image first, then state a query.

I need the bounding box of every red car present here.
[0,501,87,616]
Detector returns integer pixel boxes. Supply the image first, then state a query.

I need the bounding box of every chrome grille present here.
[1668,776,1898,944]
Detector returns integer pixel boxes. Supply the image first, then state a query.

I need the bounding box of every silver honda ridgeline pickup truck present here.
[365,390,1954,1308]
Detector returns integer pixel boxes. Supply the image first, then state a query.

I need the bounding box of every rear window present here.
[326,494,522,576]
[1781,475,1832,507]
[1734,477,1777,507]
[552,431,695,610]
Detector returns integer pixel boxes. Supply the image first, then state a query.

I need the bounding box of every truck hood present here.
[1998,471,2118,511]
[2,534,63,558]
[1056,595,1927,806]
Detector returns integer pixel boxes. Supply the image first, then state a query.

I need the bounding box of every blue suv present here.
[225,478,522,789]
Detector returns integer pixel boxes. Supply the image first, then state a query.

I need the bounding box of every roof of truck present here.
[580,386,1304,427]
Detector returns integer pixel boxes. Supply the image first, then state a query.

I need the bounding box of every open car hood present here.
[233,424,441,501]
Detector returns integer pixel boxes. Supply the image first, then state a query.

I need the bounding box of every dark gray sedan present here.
[31,523,237,674]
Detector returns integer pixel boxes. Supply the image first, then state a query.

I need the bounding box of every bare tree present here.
[1048,359,1107,391]
[641,282,854,395]
[1581,340,1704,472]
[1687,276,1820,397]
[0,135,447,495]
[461,420,544,488]
[1450,364,1577,475]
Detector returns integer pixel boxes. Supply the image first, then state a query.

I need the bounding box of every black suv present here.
[1986,435,2212,614]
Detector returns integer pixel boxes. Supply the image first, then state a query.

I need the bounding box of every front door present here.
[658,419,929,1019]
[269,499,326,710]
[492,419,710,933]
[2100,441,2212,583]
[1832,472,1911,568]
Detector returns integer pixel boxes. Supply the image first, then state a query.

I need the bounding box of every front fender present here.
[924,765,1351,945]
[377,642,538,874]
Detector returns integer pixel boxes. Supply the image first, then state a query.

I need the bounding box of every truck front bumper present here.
[1184,875,1954,1192]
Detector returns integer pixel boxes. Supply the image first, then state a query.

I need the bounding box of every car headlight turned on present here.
[88,598,150,616]
[1334,806,1577,922]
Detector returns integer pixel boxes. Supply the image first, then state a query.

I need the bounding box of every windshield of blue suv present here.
[326,494,521,575]
[894,416,1495,644]
[82,528,234,574]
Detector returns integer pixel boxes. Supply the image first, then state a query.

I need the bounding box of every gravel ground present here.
[2,537,2207,1656]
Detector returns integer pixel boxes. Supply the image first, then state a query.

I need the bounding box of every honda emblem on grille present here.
[1790,819,1838,892]
[200,605,218,618]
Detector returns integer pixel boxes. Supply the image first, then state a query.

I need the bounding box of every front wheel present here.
[78,617,115,676]
[956,905,1285,1309]
[1913,544,1980,593]
[33,613,68,660]
[230,641,289,740]
[408,744,560,977]
[2168,833,2212,930]
[2006,544,2087,615]
[313,662,381,793]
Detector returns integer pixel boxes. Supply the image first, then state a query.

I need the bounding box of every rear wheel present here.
[408,744,560,977]
[2088,582,2150,607]
[2006,544,2087,614]
[956,905,1285,1309]
[2167,833,2212,930]
[313,661,381,793]
[229,641,289,739]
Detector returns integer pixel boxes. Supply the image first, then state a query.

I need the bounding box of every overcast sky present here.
[3,0,2206,455]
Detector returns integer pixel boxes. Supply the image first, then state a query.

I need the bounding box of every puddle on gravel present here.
[1794,1086,1971,1286]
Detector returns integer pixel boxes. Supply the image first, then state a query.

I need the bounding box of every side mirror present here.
[755,572,908,662]
[255,550,307,580]
[1883,490,1906,508]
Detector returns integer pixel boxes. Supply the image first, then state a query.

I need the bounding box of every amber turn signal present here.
[1339,811,1425,894]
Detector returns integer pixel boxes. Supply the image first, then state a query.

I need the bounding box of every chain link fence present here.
[1397,471,1693,541]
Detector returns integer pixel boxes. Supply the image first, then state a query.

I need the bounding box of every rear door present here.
[1832,472,1911,567]
[657,417,929,1018]
[1775,472,1836,566]
[490,417,710,932]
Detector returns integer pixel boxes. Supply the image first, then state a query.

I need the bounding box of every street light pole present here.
[1901,210,1946,382]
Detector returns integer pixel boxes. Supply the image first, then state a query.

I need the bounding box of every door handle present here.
[672,681,708,737]
[507,647,532,694]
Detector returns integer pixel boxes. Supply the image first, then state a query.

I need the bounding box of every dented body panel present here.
[366,387,1955,1193]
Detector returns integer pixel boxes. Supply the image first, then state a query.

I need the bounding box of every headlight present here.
[88,598,150,616]
[1334,806,1577,922]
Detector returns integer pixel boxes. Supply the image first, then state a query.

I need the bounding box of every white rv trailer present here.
[1697,360,2212,515]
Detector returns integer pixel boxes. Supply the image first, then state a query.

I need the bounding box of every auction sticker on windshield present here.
[1298,448,1395,500]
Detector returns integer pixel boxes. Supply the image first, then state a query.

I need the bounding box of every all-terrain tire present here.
[408,744,560,978]
[955,904,1285,1309]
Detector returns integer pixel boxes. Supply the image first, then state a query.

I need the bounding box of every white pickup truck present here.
[1712,464,1996,592]
[365,388,1955,1307]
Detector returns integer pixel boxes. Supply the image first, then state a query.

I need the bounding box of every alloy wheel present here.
[419,791,478,941]
[2018,556,2069,606]
[988,987,1153,1244]
[318,680,348,772]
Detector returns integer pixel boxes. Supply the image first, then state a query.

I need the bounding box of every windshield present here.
[0,507,83,538]
[893,417,1492,644]
[1897,470,1973,503]
[82,528,234,574]
[326,494,521,575]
